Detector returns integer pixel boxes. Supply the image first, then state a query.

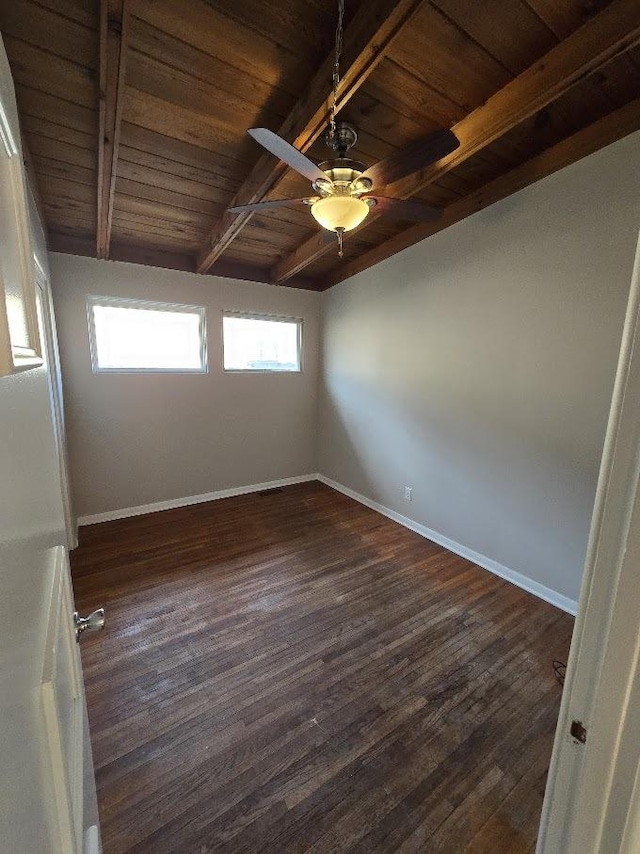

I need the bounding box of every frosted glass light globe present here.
[310,195,369,232]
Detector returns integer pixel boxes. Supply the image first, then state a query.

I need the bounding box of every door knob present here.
[74,608,105,642]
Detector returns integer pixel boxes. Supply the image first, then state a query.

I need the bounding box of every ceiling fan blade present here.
[248,128,328,184]
[228,198,309,214]
[360,129,459,189]
[366,196,442,222]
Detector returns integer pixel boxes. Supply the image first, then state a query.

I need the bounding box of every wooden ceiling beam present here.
[49,232,98,258]
[323,96,640,289]
[196,0,427,274]
[206,260,321,291]
[271,0,640,284]
[97,0,130,259]
[47,232,321,289]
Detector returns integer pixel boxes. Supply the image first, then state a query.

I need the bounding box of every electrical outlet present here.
[404,486,412,501]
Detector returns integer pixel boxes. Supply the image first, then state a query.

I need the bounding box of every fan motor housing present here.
[315,159,372,196]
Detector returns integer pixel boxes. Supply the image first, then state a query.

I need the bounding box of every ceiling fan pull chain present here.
[329,0,345,144]
[336,227,345,258]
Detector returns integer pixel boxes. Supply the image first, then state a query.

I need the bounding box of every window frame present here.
[86,294,208,374]
[221,310,303,374]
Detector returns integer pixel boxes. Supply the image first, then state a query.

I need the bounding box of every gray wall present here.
[51,254,321,519]
[319,132,640,603]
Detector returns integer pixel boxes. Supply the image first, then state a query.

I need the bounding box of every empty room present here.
[2,1,640,852]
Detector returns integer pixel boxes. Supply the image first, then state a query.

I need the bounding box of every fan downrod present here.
[324,121,358,158]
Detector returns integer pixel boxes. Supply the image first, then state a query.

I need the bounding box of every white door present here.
[538,232,640,852]
[0,288,104,854]
[0,30,102,853]
[40,548,103,854]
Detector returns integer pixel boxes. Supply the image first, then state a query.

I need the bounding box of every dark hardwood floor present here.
[71,481,573,853]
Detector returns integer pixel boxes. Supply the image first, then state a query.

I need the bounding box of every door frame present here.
[35,258,76,549]
[538,229,640,852]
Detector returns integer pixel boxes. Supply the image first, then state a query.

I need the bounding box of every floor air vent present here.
[258,487,285,496]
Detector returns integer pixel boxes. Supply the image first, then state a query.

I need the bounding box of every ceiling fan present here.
[227,0,460,258]
[229,122,460,257]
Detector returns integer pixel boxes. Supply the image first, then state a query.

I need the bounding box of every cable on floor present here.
[553,660,566,686]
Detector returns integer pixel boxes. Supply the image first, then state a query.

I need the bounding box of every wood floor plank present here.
[72,482,573,853]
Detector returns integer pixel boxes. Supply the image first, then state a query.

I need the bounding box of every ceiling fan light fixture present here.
[233,0,455,263]
[310,195,369,232]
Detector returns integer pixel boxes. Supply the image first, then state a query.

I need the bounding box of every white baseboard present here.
[316,474,578,616]
[77,474,318,526]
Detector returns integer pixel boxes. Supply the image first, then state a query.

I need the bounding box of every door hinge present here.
[570,720,587,744]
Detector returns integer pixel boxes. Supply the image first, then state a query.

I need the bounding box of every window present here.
[222,312,302,372]
[87,295,207,373]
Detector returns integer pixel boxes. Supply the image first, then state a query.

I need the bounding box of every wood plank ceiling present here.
[1,0,640,291]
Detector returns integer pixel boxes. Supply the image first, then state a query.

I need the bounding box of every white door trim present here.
[35,266,76,549]
[538,229,640,852]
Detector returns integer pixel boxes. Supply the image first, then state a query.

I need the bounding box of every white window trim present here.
[87,294,208,374]
[221,310,303,373]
